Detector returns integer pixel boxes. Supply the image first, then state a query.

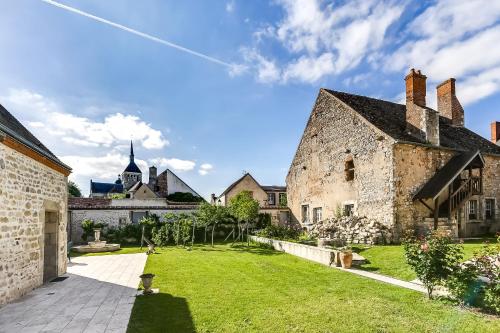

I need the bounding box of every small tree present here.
[68,181,82,197]
[473,236,500,314]
[196,202,231,247]
[229,191,259,243]
[403,232,463,299]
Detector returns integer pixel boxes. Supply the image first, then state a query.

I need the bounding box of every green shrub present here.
[256,213,272,229]
[81,219,106,241]
[167,192,204,203]
[473,236,500,314]
[403,232,463,299]
[152,224,171,247]
[445,262,479,306]
[255,225,301,241]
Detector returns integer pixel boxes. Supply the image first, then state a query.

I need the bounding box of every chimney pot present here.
[437,78,464,126]
[492,121,500,144]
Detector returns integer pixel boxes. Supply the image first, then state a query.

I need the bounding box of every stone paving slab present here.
[0,253,147,333]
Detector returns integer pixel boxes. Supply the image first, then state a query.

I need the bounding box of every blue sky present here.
[0,0,499,198]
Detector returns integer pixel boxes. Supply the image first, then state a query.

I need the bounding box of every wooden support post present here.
[433,197,439,230]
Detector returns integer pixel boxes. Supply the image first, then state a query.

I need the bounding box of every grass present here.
[352,239,494,281]
[127,243,499,333]
[69,245,145,257]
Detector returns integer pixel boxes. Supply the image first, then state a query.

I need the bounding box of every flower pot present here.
[339,251,353,269]
[140,273,155,294]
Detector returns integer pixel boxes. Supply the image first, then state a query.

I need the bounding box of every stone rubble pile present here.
[310,216,393,245]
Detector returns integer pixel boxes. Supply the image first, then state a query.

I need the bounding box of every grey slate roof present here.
[261,185,287,192]
[0,103,71,170]
[413,151,484,200]
[325,90,500,155]
[90,181,124,194]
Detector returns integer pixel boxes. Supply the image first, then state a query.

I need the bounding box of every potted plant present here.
[140,273,155,294]
[339,247,353,269]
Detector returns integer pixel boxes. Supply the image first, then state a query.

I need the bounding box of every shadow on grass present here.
[128,293,195,333]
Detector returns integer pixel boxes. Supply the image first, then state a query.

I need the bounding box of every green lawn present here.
[127,243,499,333]
[70,245,145,257]
[352,239,493,281]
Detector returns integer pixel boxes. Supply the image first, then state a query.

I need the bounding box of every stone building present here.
[287,69,500,239]
[216,173,290,225]
[0,104,71,305]
[90,142,201,200]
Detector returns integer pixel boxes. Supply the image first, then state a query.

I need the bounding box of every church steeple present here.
[122,140,142,190]
[130,140,134,163]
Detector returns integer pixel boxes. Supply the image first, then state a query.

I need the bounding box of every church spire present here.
[130,140,134,163]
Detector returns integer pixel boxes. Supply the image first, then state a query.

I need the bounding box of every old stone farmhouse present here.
[287,69,500,239]
[0,104,71,305]
[216,173,290,225]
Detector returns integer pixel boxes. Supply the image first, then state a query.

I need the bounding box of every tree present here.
[68,181,82,197]
[196,202,231,247]
[228,191,259,243]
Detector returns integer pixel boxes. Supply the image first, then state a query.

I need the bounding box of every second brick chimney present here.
[437,78,464,126]
[149,166,157,188]
[405,69,440,145]
[492,121,500,145]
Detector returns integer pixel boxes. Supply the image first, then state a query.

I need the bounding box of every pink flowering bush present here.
[403,232,463,299]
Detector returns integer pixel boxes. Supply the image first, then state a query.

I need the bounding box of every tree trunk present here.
[191,222,195,248]
[211,224,216,247]
[204,226,207,243]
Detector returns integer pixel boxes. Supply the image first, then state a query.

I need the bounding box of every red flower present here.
[421,243,429,252]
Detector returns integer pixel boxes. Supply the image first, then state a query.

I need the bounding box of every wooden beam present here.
[1,136,71,176]
[433,197,440,230]
[419,199,434,214]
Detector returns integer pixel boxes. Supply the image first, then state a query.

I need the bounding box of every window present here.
[301,205,309,224]
[313,207,322,223]
[345,158,355,181]
[267,192,276,206]
[344,204,354,217]
[485,199,496,220]
[468,200,478,220]
[279,193,287,207]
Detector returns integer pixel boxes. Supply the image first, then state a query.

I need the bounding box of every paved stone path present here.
[0,253,147,333]
[333,266,427,293]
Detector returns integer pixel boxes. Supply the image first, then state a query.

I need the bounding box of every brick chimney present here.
[405,69,440,145]
[149,166,157,187]
[492,121,500,145]
[437,78,464,126]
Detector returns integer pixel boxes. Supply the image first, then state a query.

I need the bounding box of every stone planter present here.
[140,273,155,294]
[339,251,353,269]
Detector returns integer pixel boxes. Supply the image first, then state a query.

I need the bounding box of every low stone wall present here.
[250,236,337,267]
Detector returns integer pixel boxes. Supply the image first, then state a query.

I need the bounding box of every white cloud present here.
[62,153,147,180]
[198,163,213,176]
[283,53,334,83]
[242,48,281,83]
[383,0,500,106]
[2,89,169,149]
[245,0,403,84]
[226,1,235,13]
[149,157,196,171]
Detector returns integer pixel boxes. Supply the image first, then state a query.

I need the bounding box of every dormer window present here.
[345,157,355,181]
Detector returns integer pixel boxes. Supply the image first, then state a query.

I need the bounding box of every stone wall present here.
[0,143,68,305]
[393,143,455,232]
[286,90,396,228]
[69,208,197,243]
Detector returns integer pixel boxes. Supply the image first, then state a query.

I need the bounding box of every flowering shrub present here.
[473,236,500,314]
[403,232,463,299]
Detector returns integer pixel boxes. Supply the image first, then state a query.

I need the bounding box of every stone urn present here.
[94,228,101,242]
[339,250,353,269]
[140,273,155,294]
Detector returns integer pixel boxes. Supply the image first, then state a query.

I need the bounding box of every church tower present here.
[122,141,142,190]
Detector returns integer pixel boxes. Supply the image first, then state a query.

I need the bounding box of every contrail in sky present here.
[41,0,234,68]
